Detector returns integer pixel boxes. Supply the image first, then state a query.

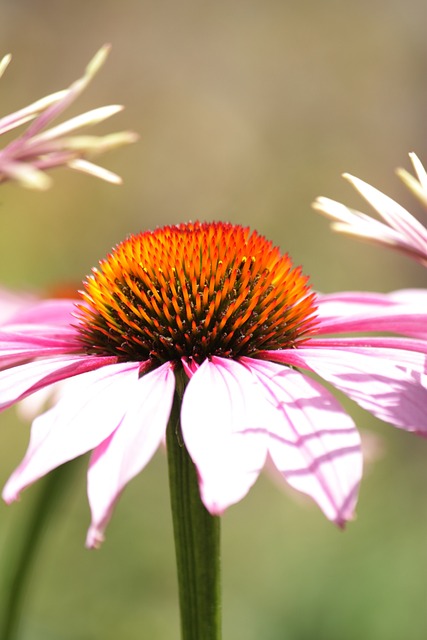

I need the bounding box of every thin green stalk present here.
[166,374,221,640]
[0,461,77,640]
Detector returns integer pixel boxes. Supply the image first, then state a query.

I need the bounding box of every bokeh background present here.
[0,0,426,638]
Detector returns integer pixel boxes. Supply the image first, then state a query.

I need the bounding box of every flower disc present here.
[76,222,317,364]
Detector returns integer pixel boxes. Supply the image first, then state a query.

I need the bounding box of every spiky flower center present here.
[76,222,317,364]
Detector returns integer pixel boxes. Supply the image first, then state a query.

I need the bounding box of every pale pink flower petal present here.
[243,358,362,524]
[315,306,427,338]
[278,346,427,434]
[86,362,175,548]
[0,292,82,418]
[2,299,77,327]
[316,290,427,338]
[316,289,427,318]
[0,355,116,410]
[0,328,79,350]
[0,346,79,370]
[0,311,82,367]
[398,152,427,206]
[313,153,427,266]
[181,356,269,514]
[389,288,427,305]
[17,385,64,422]
[0,45,137,189]
[342,173,427,250]
[2,362,141,502]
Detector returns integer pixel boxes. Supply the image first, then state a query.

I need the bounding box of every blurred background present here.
[0,0,426,638]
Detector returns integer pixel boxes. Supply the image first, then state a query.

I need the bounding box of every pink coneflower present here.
[0,45,137,189]
[312,153,427,266]
[1,222,426,548]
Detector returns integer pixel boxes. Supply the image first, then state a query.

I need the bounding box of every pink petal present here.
[17,384,63,421]
[0,287,37,324]
[286,347,427,434]
[0,355,117,410]
[0,327,81,368]
[315,308,427,338]
[304,336,427,354]
[181,357,200,378]
[242,357,362,525]
[2,362,142,503]
[316,289,427,319]
[0,328,78,348]
[86,362,175,548]
[389,288,427,306]
[181,356,269,514]
[316,291,402,319]
[2,299,77,326]
[344,174,427,251]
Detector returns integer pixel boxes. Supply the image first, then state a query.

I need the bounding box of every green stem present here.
[166,375,221,640]
[0,461,77,640]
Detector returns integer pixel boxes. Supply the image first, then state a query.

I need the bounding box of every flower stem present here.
[166,377,222,640]
[0,461,77,640]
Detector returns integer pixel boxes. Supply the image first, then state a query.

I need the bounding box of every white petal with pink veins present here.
[344,174,427,249]
[243,357,362,525]
[0,355,117,409]
[181,356,269,515]
[293,347,427,434]
[2,361,142,502]
[86,362,175,548]
[315,308,427,338]
[3,299,78,326]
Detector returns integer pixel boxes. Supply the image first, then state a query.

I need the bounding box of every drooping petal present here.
[2,299,78,327]
[242,357,362,525]
[301,336,427,354]
[0,318,82,369]
[389,288,427,306]
[275,346,427,434]
[86,362,175,548]
[315,291,427,339]
[314,307,427,338]
[0,355,117,410]
[2,362,142,503]
[316,289,427,318]
[181,356,269,514]
[0,346,77,370]
[0,325,81,363]
[17,384,64,422]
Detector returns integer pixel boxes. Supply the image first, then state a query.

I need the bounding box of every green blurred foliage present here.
[0,0,426,638]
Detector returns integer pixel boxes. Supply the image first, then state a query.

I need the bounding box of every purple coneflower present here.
[0,222,426,548]
[312,153,427,266]
[0,45,137,189]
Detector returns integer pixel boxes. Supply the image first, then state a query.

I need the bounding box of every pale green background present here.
[0,0,426,638]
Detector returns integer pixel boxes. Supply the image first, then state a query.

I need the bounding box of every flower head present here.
[1,221,426,547]
[0,45,138,190]
[312,153,427,267]
[77,222,317,362]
